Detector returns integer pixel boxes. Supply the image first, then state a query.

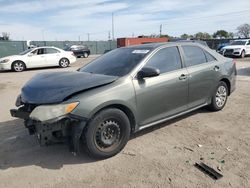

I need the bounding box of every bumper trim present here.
[10,109,30,119]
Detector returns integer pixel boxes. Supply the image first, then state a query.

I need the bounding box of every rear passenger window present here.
[204,50,216,62]
[46,48,59,54]
[146,47,182,74]
[182,46,206,67]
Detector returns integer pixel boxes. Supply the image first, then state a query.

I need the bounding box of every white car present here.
[0,46,76,72]
[219,39,250,58]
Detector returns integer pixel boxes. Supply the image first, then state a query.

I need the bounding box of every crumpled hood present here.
[21,71,118,104]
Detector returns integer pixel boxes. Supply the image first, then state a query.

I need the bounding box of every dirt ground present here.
[0,56,250,188]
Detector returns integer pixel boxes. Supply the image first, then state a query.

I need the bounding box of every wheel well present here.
[11,60,26,69]
[220,78,231,95]
[92,104,136,133]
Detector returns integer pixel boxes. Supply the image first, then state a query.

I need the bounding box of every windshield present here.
[19,49,33,55]
[79,48,152,76]
[230,41,247,45]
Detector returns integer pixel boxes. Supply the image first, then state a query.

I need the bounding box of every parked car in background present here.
[0,46,76,72]
[219,39,250,58]
[177,40,209,47]
[64,45,90,58]
[11,42,236,158]
[216,42,230,52]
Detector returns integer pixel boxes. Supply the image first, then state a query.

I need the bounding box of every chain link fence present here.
[0,40,117,58]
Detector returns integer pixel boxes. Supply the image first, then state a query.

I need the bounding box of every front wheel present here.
[84,108,131,159]
[12,61,26,72]
[241,50,245,58]
[209,81,228,111]
[59,58,69,68]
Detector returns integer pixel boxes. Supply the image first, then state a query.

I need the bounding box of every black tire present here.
[83,52,89,58]
[241,50,245,58]
[12,61,26,72]
[84,108,131,159]
[208,81,228,111]
[59,58,69,68]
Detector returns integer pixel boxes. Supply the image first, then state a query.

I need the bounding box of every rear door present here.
[180,45,220,108]
[44,48,61,66]
[133,46,189,126]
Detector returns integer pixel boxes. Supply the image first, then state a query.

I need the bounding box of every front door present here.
[26,48,47,68]
[133,46,189,126]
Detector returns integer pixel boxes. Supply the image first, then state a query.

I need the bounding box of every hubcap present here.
[14,62,24,71]
[215,86,227,107]
[95,120,121,150]
[60,59,68,67]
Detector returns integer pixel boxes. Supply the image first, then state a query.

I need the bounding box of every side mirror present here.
[137,66,160,79]
[27,53,33,57]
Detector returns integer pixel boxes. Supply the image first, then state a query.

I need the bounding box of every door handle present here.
[214,65,220,71]
[179,74,187,80]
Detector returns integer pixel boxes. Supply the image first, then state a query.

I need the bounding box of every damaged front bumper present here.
[10,106,87,153]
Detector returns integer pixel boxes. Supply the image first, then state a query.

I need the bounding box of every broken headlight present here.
[30,102,79,122]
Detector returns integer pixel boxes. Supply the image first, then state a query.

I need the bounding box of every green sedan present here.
[11,42,236,158]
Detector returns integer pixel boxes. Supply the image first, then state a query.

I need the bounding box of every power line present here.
[161,10,250,26]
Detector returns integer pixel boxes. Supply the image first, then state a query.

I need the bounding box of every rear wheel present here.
[12,61,26,72]
[209,81,228,111]
[59,58,69,68]
[84,108,131,159]
[83,52,89,58]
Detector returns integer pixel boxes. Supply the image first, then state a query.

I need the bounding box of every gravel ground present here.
[0,56,250,188]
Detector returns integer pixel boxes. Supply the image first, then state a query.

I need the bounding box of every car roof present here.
[123,41,205,50]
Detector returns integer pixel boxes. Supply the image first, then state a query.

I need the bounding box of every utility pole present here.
[112,12,115,40]
[87,33,90,41]
[108,31,111,41]
[160,24,162,37]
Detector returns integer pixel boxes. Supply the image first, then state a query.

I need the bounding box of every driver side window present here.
[145,47,182,74]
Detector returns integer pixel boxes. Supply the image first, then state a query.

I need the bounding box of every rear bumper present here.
[10,107,87,153]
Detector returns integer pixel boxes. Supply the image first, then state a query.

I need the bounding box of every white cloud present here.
[0,0,249,40]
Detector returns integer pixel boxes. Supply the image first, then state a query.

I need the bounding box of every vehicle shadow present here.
[0,119,96,170]
[131,107,210,139]
[0,108,210,170]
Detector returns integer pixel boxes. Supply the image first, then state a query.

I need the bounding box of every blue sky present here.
[0,0,250,41]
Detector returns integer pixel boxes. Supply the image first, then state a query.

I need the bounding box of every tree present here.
[213,30,232,39]
[180,33,193,39]
[237,23,250,38]
[1,32,10,40]
[194,32,212,39]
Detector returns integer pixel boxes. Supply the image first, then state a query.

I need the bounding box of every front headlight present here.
[30,102,79,122]
[234,48,241,51]
[0,59,10,63]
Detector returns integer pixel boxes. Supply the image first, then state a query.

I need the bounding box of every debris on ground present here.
[183,147,194,152]
[194,162,223,180]
[226,147,231,151]
[122,151,136,157]
[197,144,203,148]
[220,160,225,164]
[217,166,222,172]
